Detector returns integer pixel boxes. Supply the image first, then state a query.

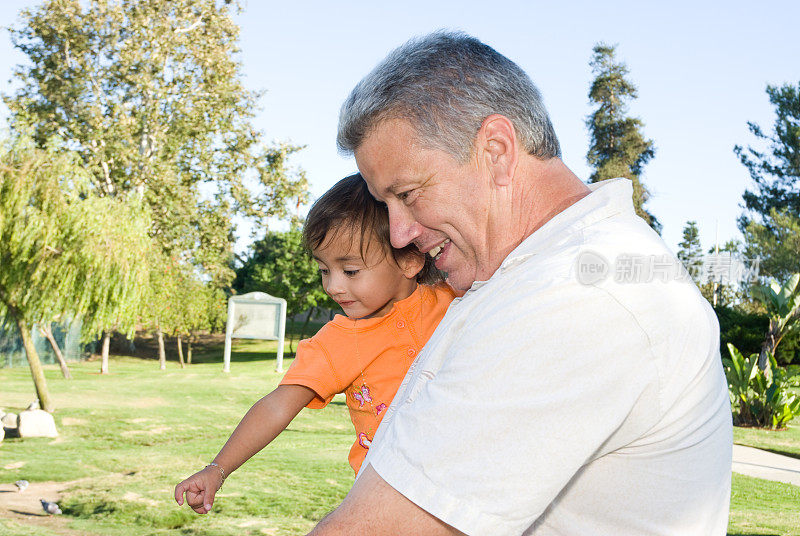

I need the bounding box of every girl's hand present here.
[174,466,224,514]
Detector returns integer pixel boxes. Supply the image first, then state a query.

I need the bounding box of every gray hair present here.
[337,30,561,162]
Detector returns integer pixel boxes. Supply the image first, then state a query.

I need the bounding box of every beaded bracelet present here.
[206,462,226,487]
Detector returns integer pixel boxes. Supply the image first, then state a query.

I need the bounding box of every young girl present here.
[174,173,456,514]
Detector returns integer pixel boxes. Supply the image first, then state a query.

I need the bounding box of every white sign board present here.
[224,292,287,373]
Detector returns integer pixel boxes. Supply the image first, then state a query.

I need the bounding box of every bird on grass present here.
[40,499,62,515]
[14,480,28,492]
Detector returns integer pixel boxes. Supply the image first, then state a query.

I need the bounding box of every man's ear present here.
[477,114,518,187]
[399,251,426,280]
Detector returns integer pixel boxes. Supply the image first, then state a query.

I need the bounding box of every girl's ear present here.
[398,252,425,280]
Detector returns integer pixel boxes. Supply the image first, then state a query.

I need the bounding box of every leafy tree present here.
[0,137,150,410]
[586,43,659,232]
[234,227,333,353]
[4,0,308,306]
[677,221,703,284]
[735,82,800,279]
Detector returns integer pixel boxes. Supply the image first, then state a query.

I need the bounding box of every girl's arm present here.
[174,384,316,514]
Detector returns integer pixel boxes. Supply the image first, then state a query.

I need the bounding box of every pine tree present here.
[586,43,659,232]
[677,221,704,284]
[735,82,800,278]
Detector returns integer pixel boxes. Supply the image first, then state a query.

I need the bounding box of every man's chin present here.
[444,270,475,292]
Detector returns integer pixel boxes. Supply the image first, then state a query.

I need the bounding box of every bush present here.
[715,305,800,366]
[723,343,800,428]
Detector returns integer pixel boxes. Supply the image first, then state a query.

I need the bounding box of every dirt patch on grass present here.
[60,418,87,426]
[121,425,171,437]
[121,491,159,507]
[0,480,83,535]
[129,397,166,408]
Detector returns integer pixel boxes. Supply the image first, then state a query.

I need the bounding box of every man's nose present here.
[388,204,423,249]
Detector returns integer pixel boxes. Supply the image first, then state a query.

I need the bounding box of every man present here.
[310,31,732,535]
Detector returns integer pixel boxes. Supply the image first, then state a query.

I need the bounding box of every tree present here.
[677,221,704,284]
[0,137,151,410]
[234,227,333,353]
[5,0,308,301]
[742,210,800,280]
[700,239,746,307]
[735,82,800,279]
[586,43,659,232]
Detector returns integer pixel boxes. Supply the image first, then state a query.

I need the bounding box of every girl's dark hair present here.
[303,173,441,284]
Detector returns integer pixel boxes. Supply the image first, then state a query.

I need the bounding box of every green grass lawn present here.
[734,423,800,459]
[1,340,353,535]
[1,342,799,535]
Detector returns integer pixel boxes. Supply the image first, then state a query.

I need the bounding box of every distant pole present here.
[276,300,286,373]
[223,299,234,373]
[713,220,719,307]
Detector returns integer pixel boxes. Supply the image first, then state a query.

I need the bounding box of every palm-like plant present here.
[751,273,800,369]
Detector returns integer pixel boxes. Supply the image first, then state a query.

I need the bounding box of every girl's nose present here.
[325,274,345,296]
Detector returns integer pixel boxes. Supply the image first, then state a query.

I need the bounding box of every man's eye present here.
[398,189,416,204]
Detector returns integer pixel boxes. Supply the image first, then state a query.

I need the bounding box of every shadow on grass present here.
[728,533,780,536]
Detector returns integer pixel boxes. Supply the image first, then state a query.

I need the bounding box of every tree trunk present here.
[758,320,781,370]
[177,334,185,368]
[300,308,315,341]
[295,307,315,356]
[157,328,166,370]
[15,315,54,412]
[100,331,111,374]
[40,323,71,379]
[187,336,193,365]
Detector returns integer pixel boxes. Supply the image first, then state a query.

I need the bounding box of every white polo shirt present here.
[360,178,732,535]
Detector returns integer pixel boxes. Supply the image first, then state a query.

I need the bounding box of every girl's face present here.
[313,229,423,319]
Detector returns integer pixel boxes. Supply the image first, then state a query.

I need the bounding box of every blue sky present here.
[2,0,799,254]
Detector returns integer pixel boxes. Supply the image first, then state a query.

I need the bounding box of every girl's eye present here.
[344,270,359,277]
[318,268,329,276]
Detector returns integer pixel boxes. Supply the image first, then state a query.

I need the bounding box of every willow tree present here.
[5,0,308,314]
[0,138,151,410]
[586,43,659,232]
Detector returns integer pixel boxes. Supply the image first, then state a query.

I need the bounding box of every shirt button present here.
[407,347,416,357]
[396,320,405,329]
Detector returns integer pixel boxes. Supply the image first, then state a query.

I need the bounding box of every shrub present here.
[723,343,800,428]
[715,305,800,366]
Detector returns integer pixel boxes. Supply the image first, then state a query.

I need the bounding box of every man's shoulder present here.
[468,213,715,348]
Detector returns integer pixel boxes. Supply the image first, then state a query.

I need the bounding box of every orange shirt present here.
[280,283,455,474]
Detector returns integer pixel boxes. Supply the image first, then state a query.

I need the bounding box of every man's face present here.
[355,119,493,291]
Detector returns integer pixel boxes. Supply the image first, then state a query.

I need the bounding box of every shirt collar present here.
[469,178,634,290]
